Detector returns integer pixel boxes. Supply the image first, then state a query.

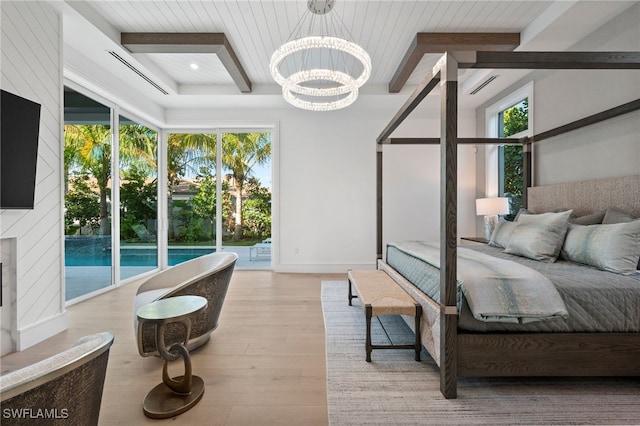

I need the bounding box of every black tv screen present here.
[1,89,41,209]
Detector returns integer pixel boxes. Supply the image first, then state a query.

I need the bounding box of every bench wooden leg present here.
[415,305,422,362]
[365,305,372,362]
[348,277,353,306]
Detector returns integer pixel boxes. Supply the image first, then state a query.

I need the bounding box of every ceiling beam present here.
[459,51,640,69]
[388,33,520,93]
[121,32,252,93]
[380,138,521,145]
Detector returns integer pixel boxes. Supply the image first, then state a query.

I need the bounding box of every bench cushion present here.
[349,270,417,317]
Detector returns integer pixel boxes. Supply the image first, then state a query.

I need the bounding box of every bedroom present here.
[1,0,639,424]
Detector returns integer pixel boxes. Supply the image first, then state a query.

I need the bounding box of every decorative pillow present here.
[504,210,573,262]
[561,221,640,275]
[514,208,530,221]
[568,209,606,225]
[488,220,518,248]
[602,208,640,270]
[602,207,637,224]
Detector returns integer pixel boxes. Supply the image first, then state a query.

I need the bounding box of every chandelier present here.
[270,0,372,111]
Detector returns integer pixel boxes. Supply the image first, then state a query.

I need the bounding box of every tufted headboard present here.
[527,175,640,217]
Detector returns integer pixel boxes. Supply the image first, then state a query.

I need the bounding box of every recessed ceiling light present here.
[190,63,199,70]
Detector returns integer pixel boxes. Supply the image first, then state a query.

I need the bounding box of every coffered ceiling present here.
[60,1,638,113]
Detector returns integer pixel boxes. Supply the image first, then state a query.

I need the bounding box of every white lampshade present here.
[475,197,510,216]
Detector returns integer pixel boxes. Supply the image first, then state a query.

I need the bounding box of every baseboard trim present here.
[17,311,68,351]
[274,263,376,274]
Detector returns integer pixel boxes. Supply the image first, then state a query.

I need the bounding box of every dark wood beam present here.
[522,138,533,209]
[377,73,440,143]
[121,32,252,93]
[381,137,521,145]
[389,33,520,93]
[532,98,640,143]
[460,51,640,69]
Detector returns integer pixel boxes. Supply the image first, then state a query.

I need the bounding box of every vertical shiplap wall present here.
[1,1,66,350]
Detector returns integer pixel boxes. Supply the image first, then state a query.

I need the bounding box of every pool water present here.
[65,247,215,267]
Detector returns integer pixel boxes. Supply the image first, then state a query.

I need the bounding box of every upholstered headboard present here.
[527,175,640,217]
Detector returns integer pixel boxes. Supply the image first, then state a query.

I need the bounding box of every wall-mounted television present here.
[1,89,41,209]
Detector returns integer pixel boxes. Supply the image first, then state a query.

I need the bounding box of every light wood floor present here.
[1,271,344,425]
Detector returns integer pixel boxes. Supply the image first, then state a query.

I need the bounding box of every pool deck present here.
[65,245,269,301]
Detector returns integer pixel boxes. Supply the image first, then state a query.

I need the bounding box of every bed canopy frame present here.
[376,47,640,399]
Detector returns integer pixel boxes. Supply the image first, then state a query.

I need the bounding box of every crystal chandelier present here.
[270,0,372,111]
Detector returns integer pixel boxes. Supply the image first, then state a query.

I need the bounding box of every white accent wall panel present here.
[1,1,66,351]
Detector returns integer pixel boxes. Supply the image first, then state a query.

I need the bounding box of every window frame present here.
[484,82,534,199]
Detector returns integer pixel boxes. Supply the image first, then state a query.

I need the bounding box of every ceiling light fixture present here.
[190,63,199,70]
[270,0,371,111]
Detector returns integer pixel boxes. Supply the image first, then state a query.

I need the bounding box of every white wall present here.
[167,105,479,272]
[382,114,477,249]
[0,1,66,350]
[476,4,640,192]
[532,4,640,185]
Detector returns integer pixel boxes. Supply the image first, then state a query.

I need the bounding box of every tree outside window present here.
[498,99,528,220]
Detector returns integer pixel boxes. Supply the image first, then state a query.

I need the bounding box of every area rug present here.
[322,281,640,425]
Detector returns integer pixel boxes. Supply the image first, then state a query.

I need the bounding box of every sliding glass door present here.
[166,132,218,264]
[63,87,113,300]
[221,131,272,268]
[64,85,275,302]
[119,115,158,279]
[165,130,272,268]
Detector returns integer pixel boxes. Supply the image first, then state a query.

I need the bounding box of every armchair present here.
[0,332,114,426]
[134,252,237,356]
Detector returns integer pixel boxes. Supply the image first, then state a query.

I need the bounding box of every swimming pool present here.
[64,247,216,267]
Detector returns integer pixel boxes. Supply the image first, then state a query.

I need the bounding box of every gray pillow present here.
[504,210,573,262]
[561,221,640,275]
[603,207,637,224]
[568,209,606,225]
[489,220,518,248]
[514,208,529,221]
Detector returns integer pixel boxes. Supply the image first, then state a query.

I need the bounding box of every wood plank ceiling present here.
[86,1,554,87]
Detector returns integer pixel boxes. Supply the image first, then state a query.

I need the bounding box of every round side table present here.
[137,295,208,419]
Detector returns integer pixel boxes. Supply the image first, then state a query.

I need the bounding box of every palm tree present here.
[221,132,271,241]
[166,133,217,241]
[167,133,217,186]
[64,124,112,235]
[119,122,158,177]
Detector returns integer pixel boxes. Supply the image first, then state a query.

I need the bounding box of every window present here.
[485,83,533,220]
[64,85,162,302]
[498,99,528,219]
[64,86,113,300]
[119,115,158,279]
[166,131,272,268]
[64,84,276,303]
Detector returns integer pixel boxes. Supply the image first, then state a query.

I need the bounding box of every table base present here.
[143,375,205,419]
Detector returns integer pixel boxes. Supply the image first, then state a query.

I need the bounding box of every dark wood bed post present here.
[439,52,459,399]
[377,145,383,260]
[522,137,532,209]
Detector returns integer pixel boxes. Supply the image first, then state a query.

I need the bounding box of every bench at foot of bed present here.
[348,270,422,362]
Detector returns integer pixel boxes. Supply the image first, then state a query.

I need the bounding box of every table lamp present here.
[476,197,510,240]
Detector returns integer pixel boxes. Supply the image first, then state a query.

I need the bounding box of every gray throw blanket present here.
[389,241,569,324]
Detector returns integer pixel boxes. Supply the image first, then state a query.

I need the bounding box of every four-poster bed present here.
[375,49,640,399]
